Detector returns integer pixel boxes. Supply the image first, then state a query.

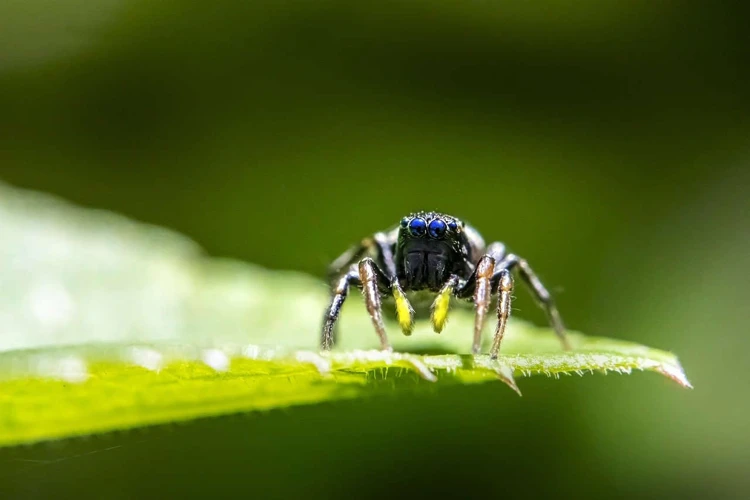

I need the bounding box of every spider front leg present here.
[490,269,514,359]
[323,228,405,350]
[358,257,394,351]
[456,254,496,355]
[321,257,395,352]
[494,252,572,352]
[484,241,515,359]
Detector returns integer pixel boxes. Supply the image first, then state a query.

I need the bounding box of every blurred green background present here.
[1,0,748,498]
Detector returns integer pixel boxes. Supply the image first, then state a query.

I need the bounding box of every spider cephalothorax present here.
[321,212,570,359]
[395,212,474,292]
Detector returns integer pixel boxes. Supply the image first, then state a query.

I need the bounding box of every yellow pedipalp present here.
[431,283,455,333]
[392,284,414,335]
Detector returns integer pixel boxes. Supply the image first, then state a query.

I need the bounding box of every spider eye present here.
[448,220,458,231]
[428,219,447,238]
[400,217,409,228]
[408,218,427,237]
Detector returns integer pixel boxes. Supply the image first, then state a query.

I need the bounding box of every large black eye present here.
[408,218,427,237]
[428,219,447,238]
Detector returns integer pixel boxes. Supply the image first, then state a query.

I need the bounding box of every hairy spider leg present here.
[490,269,514,359]
[323,227,414,349]
[452,242,507,354]
[321,256,396,351]
[472,256,495,354]
[455,255,496,354]
[322,238,374,350]
[358,257,393,351]
[484,241,514,358]
[321,269,360,350]
[494,253,571,351]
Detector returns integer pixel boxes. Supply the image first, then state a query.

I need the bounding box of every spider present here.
[321,211,571,359]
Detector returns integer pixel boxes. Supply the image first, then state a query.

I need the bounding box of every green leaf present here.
[0,181,691,448]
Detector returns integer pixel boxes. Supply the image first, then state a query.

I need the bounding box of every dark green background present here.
[1,1,748,498]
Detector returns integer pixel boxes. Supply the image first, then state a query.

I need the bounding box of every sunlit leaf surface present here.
[0,181,691,447]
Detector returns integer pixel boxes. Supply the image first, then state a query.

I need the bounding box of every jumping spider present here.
[321,211,571,359]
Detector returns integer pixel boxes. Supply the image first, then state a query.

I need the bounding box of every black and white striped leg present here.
[321,269,360,350]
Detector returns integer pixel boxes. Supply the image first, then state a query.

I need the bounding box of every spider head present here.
[396,212,468,290]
